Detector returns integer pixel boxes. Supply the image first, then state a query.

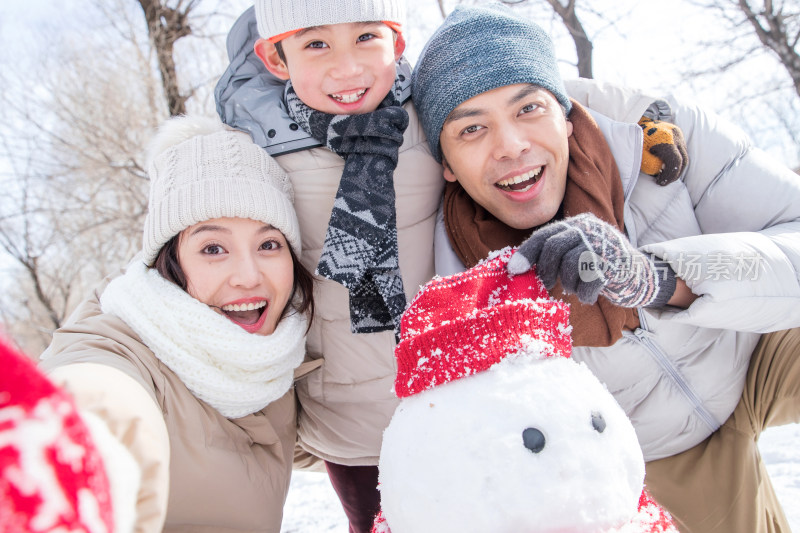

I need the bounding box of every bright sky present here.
[0,0,794,166]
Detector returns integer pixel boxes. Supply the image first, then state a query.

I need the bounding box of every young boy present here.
[215,2,443,531]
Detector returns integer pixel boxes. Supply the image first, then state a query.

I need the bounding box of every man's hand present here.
[507,213,676,308]
[638,116,689,186]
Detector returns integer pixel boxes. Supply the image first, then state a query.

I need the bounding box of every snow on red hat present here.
[0,335,114,533]
[394,248,572,398]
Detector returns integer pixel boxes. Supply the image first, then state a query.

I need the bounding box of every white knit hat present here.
[255,0,406,41]
[142,115,301,265]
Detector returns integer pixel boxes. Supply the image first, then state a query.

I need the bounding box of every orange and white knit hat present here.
[255,0,406,43]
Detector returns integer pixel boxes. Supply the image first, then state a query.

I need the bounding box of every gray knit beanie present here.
[142,115,300,266]
[412,4,572,162]
[255,0,406,40]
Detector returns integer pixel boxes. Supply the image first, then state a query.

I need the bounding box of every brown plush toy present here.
[638,116,689,186]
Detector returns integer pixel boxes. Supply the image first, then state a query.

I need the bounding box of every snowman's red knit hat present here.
[0,335,114,532]
[394,248,572,398]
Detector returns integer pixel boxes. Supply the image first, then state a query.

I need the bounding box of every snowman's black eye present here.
[522,427,546,453]
[591,411,606,433]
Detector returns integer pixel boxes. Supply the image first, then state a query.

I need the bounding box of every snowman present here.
[373,248,677,533]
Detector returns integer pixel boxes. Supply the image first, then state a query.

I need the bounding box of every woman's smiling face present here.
[177,217,295,336]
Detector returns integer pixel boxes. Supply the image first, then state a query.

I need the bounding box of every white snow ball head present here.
[378,355,645,533]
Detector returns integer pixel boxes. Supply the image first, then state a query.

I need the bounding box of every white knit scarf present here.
[100,261,307,419]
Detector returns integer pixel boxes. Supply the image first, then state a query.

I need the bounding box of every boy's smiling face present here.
[257,22,404,115]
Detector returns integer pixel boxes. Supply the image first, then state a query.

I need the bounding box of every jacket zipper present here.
[631,316,720,433]
[618,106,722,435]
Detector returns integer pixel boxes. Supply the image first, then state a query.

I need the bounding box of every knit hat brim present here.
[255,0,406,40]
[142,175,301,265]
[394,299,571,397]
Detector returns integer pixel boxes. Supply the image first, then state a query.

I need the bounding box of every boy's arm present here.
[565,78,662,125]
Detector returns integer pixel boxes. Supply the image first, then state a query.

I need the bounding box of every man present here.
[412,4,800,533]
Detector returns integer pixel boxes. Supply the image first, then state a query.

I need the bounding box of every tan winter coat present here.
[39,276,298,533]
[274,102,443,465]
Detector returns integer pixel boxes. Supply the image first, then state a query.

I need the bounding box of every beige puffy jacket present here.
[39,277,298,532]
[274,102,443,465]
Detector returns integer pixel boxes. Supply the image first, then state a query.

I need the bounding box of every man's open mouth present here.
[496,167,542,192]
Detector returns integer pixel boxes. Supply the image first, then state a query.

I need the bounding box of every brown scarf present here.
[443,101,639,347]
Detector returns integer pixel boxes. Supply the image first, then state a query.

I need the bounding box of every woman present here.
[39,115,316,532]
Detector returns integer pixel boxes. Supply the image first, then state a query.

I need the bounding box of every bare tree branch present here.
[540,0,594,78]
[437,0,447,19]
[688,0,800,99]
[135,0,197,115]
[737,0,800,98]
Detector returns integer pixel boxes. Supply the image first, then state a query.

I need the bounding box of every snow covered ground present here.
[280,424,800,532]
[760,424,800,528]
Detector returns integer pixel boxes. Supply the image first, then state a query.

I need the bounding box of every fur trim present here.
[146,115,231,168]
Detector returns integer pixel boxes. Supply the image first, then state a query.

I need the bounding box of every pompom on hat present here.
[393,248,572,398]
[0,335,114,532]
[254,0,406,42]
[142,115,301,265]
[412,3,572,162]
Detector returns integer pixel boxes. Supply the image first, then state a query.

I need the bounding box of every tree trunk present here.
[544,0,594,79]
[737,0,800,100]
[136,0,193,116]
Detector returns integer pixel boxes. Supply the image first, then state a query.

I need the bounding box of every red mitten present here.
[0,336,114,532]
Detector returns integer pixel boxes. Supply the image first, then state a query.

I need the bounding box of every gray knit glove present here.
[507,213,677,308]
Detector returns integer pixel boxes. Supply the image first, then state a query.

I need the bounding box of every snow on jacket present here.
[215,8,443,465]
[38,272,300,533]
[436,78,800,461]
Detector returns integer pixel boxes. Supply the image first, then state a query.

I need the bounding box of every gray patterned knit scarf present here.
[285,72,409,335]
